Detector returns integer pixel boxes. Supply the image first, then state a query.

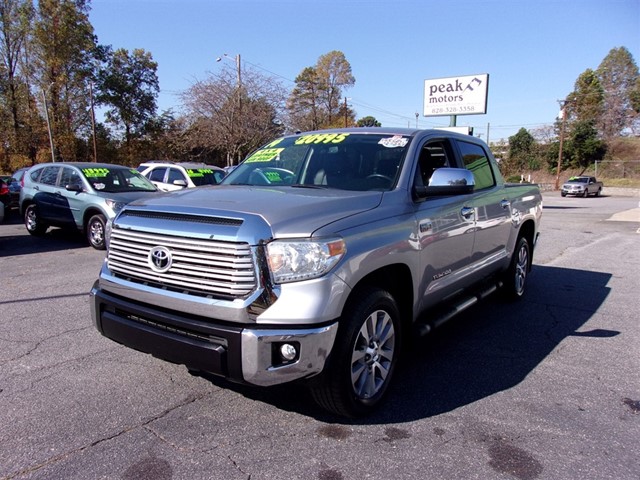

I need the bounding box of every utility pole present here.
[42,88,56,163]
[555,104,567,190]
[89,83,98,162]
[344,97,348,127]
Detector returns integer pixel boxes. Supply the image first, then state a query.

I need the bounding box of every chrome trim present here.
[241,322,339,386]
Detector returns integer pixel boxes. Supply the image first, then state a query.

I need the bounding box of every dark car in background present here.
[1,174,21,211]
[19,162,159,249]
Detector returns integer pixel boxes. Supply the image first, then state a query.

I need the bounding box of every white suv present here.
[138,162,226,192]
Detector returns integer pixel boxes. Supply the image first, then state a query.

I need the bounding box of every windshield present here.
[81,167,157,193]
[186,168,226,186]
[567,177,589,183]
[222,132,411,191]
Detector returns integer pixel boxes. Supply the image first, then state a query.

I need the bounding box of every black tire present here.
[560,192,566,197]
[24,204,48,236]
[86,214,107,250]
[502,236,530,300]
[582,190,588,197]
[310,287,401,418]
[595,188,601,197]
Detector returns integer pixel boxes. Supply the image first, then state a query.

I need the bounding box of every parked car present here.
[0,175,21,211]
[12,167,30,185]
[561,176,603,197]
[19,162,159,249]
[0,177,11,214]
[0,194,4,223]
[138,161,226,192]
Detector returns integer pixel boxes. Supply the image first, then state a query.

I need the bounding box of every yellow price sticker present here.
[294,133,350,145]
[83,168,110,178]
[245,148,285,163]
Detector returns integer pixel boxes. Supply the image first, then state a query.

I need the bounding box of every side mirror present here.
[414,168,475,199]
[173,179,187,188]
[65,183,83,192]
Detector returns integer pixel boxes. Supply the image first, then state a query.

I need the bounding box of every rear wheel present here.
[86,214,107,250]
[24,204,48,236]
[310,287,401,418]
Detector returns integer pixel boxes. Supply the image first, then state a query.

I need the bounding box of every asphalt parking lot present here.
[0,192,639,480]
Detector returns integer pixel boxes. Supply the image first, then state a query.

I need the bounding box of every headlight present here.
[105,199,127,214]
[266,238,346,284]
[105,219,113,250]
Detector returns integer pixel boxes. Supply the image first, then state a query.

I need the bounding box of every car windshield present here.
[186,168,225,186]
[222,132,411,191]
[81,166,157,193]
[567,177,589,183]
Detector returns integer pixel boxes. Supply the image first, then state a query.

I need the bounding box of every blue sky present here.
[89,0,639,142]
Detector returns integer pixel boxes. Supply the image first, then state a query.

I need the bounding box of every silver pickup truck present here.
[561,176,603,197]
[91,128,542,417]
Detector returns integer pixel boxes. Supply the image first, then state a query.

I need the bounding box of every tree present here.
[287,50,355,131]
[507,128,537,172]
[0,0,35,164]
[96,48,159,151]
[596,46,639,139]
[565,120,607,168]
[180,64,286,166]
[357,115,381,127]
[565,69,604,125]
[32,0,99,161]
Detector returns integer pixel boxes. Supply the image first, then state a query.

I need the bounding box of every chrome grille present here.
[108,228,256,299]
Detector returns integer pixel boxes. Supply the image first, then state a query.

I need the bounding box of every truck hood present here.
[124,185,383,238]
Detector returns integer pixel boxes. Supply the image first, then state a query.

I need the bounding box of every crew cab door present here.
[454,139,512,277]
[413,139,476,308]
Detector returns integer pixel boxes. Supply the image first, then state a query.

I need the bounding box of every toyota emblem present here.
[148,246,172,272]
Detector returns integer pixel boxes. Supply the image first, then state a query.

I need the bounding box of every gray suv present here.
[20,162,158,249]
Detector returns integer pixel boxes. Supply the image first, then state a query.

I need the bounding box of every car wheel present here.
[310,287,401,417]
[596,188,601,197]
[502,236,530,300]
[24,204,48,236]
[561,192,566,197]
[582,190,588,197]
[86,214,107,250]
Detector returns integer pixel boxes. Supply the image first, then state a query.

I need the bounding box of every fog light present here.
[280,343,297,361]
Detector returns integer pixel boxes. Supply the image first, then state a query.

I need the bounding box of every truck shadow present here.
[196,265,613,424]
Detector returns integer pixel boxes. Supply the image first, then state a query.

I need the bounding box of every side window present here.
[167,168,186,184]
[148,167,167,182]
[415,140,452,187]
[60,167,82,187]
[457,141,495,190]
[39,166,61,186]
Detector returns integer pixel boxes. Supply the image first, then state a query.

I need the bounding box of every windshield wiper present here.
[291,183,329,189]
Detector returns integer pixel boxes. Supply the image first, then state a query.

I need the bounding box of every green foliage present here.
[595,46,639,139]
[507,128,538,172]
[96,48,159,143]
[287,51,355,131]
[566,120,607,167]
[357,116,381,127]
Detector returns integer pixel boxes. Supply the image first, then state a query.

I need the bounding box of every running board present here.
[416,280,502,336]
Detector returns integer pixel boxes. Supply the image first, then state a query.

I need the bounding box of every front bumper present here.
[90,283,338,386]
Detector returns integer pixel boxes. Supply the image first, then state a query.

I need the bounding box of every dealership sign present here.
[423,74,489,117]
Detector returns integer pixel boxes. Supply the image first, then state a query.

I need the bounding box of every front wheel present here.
[310,287,401,418]
[502,236,530,300]
[24,204,48,236]
[86,214,107,250]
